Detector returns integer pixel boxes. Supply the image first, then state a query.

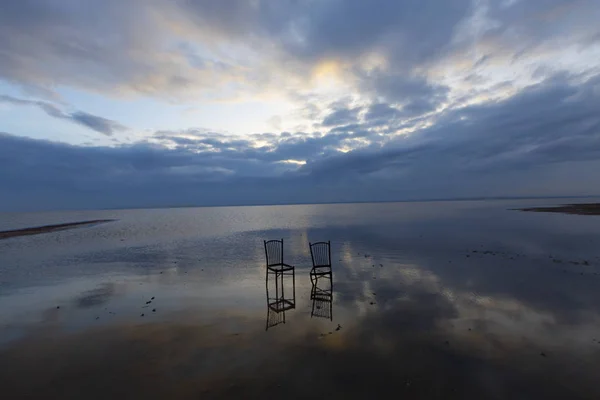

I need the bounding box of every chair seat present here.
[310,266,332,276]
[267,263,295,272]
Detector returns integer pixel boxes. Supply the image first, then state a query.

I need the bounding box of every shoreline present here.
[517,203,600,215]
[0,219,115,240]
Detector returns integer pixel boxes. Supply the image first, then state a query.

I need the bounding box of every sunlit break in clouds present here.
[1,0,600,211]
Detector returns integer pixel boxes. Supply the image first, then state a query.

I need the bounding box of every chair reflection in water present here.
[264,239,296,330]
[310,241,333,320]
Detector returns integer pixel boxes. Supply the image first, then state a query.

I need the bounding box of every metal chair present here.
[264,239,296,329]
[264,239,296,274]
[309,241,332,284]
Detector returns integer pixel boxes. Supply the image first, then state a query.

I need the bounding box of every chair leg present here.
[292,268,296,307]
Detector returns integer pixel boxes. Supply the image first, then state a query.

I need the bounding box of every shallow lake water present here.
[1,198,600,399]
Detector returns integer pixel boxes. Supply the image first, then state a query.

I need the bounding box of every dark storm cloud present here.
[2,73,600,211]
[0,95,126,136]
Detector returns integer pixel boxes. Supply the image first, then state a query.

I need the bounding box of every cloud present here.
[0,95,126,136]
[0,1,599,210]
[0,0,596,111]
[321,106,361,127]
[68,111,127,136]
[304,73,600,179]
[0,0,250,99]
[1,72,600,211]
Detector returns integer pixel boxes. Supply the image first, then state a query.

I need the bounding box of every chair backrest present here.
[264,239,283,266]
[309,241,331,268]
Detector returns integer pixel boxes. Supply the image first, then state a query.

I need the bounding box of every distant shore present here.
[518,203,600,215]
[0,220,115,240]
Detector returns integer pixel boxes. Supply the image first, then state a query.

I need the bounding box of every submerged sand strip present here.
[518,203,600,216]
[0,219,115,240]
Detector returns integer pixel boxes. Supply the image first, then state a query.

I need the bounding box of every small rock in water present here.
[380,264,383,267]
[141,313,145,317]
[370,302,375,305]
[336,324,342,331]
[146,301,151,304]
[445,340,450,345]
[540,352,547,357]
[152,309,156,312]
[56,306,60,309]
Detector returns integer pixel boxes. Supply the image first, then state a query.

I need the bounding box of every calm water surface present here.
[1,199,600,399]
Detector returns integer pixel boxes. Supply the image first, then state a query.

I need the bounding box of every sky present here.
[1,0,600,211]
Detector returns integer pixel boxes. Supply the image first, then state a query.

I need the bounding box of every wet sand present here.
[518,202,600,215]
[2,201,600,399]
[0,219,114,240]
